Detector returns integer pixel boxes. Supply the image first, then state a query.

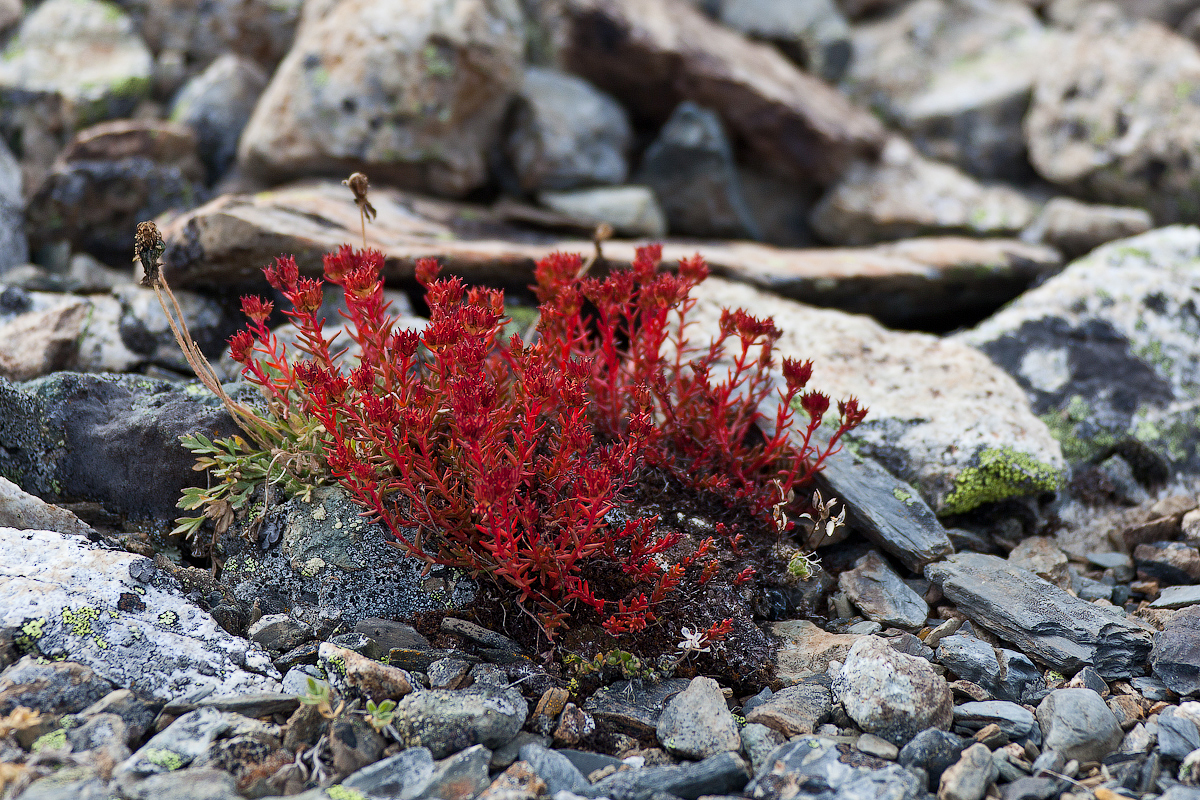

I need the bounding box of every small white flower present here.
[676,627,710,653]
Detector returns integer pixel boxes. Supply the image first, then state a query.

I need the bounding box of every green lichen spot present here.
[941,447,1063,516]
[301,557,326,578]
[327,786,367,800]
[892,488,915,506]
[327,655,346,675]
[422,44,454,78]
[62,607,100,637]
[145,748,184,771]
[158,611,178,626]
[31,728,67,752]
[21,618,46,641]
[93,637,108,649]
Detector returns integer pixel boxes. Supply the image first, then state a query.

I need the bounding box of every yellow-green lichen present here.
[62,607,100,637]
[157,611,178,627]
[145,748,183,771]
[941,446,1063,516]
[327,786,367,800]
[31,728,67,753]
[892,488,915,506]
[326,655,346,675]
[20,618,46,642]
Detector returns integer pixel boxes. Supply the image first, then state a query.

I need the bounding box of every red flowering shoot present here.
[225,243,866,641]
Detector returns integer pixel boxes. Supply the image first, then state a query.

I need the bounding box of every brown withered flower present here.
[135,221,164,287]
[343,171,377,249]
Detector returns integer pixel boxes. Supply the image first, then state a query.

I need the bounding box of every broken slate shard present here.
[925,553,1153,679]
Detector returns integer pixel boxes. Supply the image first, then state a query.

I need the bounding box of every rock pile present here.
[0,0,1197,799]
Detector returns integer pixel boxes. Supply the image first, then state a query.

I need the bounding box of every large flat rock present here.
[926,552,1154,679]
[956,226,1200,485]
[159,181,1059,328]
[688,277,1064,515]
[0,527,280,702]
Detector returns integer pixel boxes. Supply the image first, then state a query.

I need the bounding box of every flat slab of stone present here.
[0,527,280,702]
[956,226,1200,483]
[688,277,1064,515]
[157,181,1056,328]
[925,552,1154,679]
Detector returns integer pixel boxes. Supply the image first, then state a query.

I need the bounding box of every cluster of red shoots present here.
[228,243,865,638]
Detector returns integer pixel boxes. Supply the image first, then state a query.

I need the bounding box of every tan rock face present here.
[0,300,89,382]
[558,0,885,185]
[238,0,525,196]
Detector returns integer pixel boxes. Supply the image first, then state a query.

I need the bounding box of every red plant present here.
[228,244,864,638]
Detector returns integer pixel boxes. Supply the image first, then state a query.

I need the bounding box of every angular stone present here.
[584,678,690,734]
[538,185,667,238]
[1151,605,1200,695]
[844,0,1054,181]
[585,751,750,800]
[1035,689,1123,762]
[1021,197,1152,260]
[1134,542,1200,586]
[938,743,998,800]
[746,736,922,800]
[926,552,1154,678]
[0,300,89,382]
[656,676,741,759]
[506,66,631,192]
[238,0,525,197]
[833,636,954,746]
[743,680,832,737]
[953,701,1037,742]
[0,0,152,129]
[838,550,929,628]
[634,101,760,240]
[811,139,1036,246]
[170,54,269,183]
[0,529,279,702]
[769,620,862,683]
[1007,537,1070,590]
[559,0,885,185]
[718,0,852,82]
[1026,19,1200,222]
[389,686,527,759]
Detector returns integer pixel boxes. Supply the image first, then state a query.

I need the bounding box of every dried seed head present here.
[135,221,164,287]
[342,171,377,222]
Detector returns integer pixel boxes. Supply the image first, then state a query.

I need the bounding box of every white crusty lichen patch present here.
[0,527,280,701]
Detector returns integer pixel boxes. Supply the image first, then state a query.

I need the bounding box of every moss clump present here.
[941,446,1063,516]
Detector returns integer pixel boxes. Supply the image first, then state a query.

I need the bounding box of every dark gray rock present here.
[746,736,923,800]
[518,742,590,796]
[936,634,1046,704]
[811,446,953,572]
[0,657,111,715]
[716,0,852,82]
[838,550,928,629]
[1035,689,1123,762]
[1000,776,1060,800]
[422,744,492,800]
[584,678,691,734]
[953,701,1038,743]
[925,553,1154,679]
[80,689,158,743]
[585,751,750,800]
[634,101,760,240]
[390,686,528,759]
[0,372,240,521]
[506,66,631,193]
[247,614,311,653]
[170,54,268,184]
[328,716,387,780]
[1157,714,1200,761]
[221,487,476,629]
[354,618,431,652]
[1152,605,1200,695]
[0,137,26,271]
[898,728,967,790]
[27,120,207,260]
